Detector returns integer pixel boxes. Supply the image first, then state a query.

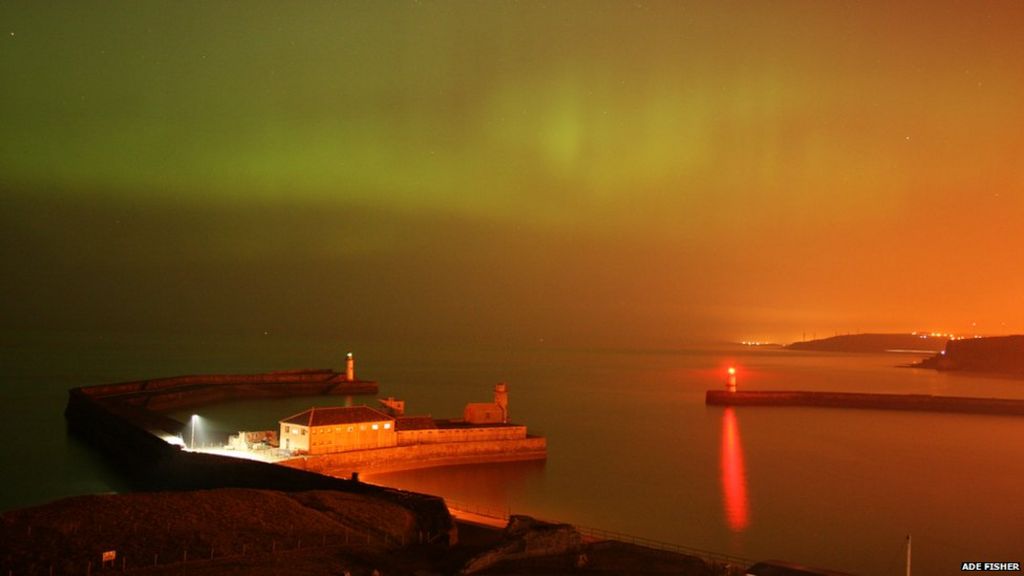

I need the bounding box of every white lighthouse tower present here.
[345,352,355,382]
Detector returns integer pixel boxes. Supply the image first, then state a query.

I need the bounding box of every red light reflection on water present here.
[720,407,750,531]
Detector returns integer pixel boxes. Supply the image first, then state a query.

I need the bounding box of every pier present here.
[82,368,377,413]
[706,389,1024,416]
[64,365,455,545]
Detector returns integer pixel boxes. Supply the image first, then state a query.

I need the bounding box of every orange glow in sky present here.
[1,2,1023,345]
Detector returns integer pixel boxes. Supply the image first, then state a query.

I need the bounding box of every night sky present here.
[2,1,1023,346]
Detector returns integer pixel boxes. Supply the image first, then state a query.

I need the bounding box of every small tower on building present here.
[494,382,509,423]
[346,352,355,382]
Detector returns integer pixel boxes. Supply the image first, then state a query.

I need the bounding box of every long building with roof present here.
[275,383,546,473]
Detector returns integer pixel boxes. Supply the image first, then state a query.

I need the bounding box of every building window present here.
[301,429,307,436]
[384,422,391,429]
[360,425,367,431]
[285,426,290,434]
[347,426,354,432]
[371,424,379,430]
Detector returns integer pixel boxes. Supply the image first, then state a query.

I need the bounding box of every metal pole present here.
[906,534,912,576]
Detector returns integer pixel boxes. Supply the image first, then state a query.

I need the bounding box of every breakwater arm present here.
[82,369,377,412]
[64,371,454,545]
[706,390,1024,416]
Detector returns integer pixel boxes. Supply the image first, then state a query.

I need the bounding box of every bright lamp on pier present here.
[726,367,738,392]
[190,414,199,450]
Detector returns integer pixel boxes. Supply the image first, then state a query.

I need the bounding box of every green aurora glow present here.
[2,1,1023,344]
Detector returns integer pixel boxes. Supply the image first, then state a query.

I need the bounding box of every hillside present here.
[915,335,1024,375]
[785,333,947,353]
[0,488,421,575]
[1,489,739,575]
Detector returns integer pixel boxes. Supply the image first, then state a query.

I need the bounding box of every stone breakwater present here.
[64,370,454,545]
[79,368,377,412]
[706,389,1024,416]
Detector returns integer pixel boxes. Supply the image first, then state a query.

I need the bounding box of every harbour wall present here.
[78,369,377,412]
[396,425,528,445]
[64,375,453,544]
[706,390,1024,416]
[282,437,549,475]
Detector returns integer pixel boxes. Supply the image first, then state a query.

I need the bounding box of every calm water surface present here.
[2,331,1023,575]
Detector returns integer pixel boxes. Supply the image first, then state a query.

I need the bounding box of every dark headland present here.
[785,333,947,353]
[914,334,1024,375]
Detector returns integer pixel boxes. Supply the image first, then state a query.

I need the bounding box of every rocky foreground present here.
[1,488,740,575]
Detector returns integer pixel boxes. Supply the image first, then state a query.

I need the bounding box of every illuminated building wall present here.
[279,406,397,455]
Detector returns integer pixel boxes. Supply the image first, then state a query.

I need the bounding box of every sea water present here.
[2,330,1022,575]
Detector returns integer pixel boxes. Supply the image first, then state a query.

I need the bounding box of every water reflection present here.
[720,407,750,531]
[363,459,546,517]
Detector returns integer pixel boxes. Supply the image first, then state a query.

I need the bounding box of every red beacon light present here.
[726,366,738,392]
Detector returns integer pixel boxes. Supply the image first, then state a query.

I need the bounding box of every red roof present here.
[280,406,394,427]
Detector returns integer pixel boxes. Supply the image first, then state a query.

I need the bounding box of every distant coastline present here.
[785,333,947,353]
